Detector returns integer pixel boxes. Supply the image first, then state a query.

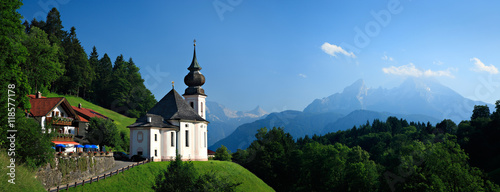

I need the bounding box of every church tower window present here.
[185,130,189,147]
[171,132,174,147]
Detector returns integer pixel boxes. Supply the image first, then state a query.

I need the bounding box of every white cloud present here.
[433,60,444,65]
[381,54,393,61]
[298,73,307,78]
[321,42,356,58]
[470,57,498,74]
[382,63,454,78]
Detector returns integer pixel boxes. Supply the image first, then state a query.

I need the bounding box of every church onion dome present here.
[184,40,206,96]
[184,71,205,87]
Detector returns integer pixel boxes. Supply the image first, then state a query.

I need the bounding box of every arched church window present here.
[190,102,194,108]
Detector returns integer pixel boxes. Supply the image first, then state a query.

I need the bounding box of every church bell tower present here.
[183,40,207,119]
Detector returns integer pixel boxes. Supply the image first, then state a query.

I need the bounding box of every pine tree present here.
[108,56,156,117]
[43,7,65,43]
[95,53,113,107]
[87,46,99,101]
[60,26,91,97]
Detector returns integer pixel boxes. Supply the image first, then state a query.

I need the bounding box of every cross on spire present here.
[193,39,196,47]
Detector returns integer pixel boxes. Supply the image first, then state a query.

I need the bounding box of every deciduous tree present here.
[215,145,232,161]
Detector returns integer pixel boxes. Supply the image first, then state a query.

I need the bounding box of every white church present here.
[128,42,208,161]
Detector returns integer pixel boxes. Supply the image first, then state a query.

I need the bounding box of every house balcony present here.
[51,134,75,142]
[47,117,73,126]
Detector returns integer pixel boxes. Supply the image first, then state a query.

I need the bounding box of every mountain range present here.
[209,78,494,152]
[205,101,268,146]
[304,78,492,123]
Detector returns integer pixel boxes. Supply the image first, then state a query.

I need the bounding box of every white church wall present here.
[130,128,150,158]
[195,123,208,161]
[150,128,161,160]
[161,130,177,160]
[179,121,194,160]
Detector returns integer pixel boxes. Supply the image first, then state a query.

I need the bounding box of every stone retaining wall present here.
[36,156,115,188]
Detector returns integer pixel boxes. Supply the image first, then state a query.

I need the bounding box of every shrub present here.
[153,154,240,192]
[214,145,232,161]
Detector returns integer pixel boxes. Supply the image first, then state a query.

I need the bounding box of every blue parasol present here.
[84,145,92,148]
[91,145,98,149]
[75,145,84,148]
[55,144,66,148]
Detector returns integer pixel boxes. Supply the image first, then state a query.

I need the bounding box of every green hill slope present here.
[0,150,45,192]
[44,93,136,147]
[68,161,274,192]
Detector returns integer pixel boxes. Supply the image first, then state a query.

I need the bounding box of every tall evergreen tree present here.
[87,46,99,101]
[108,56,156,117]
[43,7,65,43]
[95,53,113,107]
[60,26,91,97]
[109,55,131,114]
[21,26,63,93]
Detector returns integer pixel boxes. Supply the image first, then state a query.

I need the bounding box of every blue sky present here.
[19,0,500,112]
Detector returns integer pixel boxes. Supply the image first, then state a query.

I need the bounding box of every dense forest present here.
[0,0,154,168]
[232,103,500,191]
[6,3,156,119]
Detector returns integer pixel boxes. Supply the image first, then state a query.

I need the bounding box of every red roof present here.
[28,94,46,99]
[29,97,65,116]
[52,141,80,145]
[72,106,110,122]
[28,95,79,121]
[77,115,88,122]
[208,149,216,155]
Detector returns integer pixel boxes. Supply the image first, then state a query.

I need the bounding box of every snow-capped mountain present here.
[304,77,492,123]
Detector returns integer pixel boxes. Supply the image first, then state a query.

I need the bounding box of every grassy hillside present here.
[44,93,136,147]
[0,150,46,192]
[68,161,274,192]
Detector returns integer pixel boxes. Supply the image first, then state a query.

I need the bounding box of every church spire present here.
[188,39,202,71]
[184,39,206,96]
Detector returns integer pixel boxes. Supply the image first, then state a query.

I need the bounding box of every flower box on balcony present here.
[47,117,73,126]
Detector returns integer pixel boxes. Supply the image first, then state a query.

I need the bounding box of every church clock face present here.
[137,131,143,143]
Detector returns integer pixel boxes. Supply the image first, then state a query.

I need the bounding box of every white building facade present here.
[128,42,208,161]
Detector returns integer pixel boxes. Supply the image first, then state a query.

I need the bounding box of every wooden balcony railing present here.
[46,117,73,126]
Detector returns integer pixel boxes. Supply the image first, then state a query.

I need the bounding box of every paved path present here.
[48,159,148,192]
[100,160,136,176]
